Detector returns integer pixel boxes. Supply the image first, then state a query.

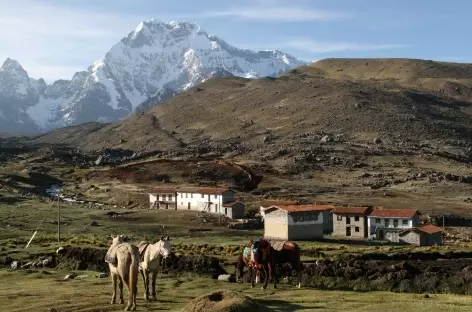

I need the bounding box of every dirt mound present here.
[181,290,271,312]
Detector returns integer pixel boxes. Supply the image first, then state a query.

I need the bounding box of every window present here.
[355,227,360,232]
[346,217,351,224]
[402,219,408,225]
[375,218,380,224]
[393,219,398,227]
[215,194,218,199]
[201,194,204,198]
[354,216,360,222]
[337,215,342,221]
[186,193,188,198]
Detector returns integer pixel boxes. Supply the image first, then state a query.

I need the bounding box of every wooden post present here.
[57,196,61,243]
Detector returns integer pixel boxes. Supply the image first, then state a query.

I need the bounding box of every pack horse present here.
[237,238,303,289]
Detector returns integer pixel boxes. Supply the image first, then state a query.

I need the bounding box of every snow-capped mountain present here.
[0,19,307,132]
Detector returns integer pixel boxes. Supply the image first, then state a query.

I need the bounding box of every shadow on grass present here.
[261,299,322,311]
[0,196,28,205]
[315,237,401,247]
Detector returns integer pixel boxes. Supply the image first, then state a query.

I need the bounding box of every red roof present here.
[416,224,443,234]
[261,200,299,207]
[177,187,231,195]
[223,201,244,208]
[267,204,334,213]
[400,224,443,235]
[199,187,231,195]
[151,188,176,193]
[370,208,419,218]
[332,206,371,214]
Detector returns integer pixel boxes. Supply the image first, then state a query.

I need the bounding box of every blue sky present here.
[0,0,469,81]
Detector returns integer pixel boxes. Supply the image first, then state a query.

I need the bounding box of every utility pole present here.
[57,195,61,243]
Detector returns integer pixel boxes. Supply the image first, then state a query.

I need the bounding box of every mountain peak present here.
[1,58,26,73]
[1,19,305,132]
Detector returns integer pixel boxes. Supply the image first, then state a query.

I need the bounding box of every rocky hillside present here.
[6,58,472,215]
[28,58,472,153]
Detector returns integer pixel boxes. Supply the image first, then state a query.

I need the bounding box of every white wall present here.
[149,192,175,203]
[264,209,324,225]
[176,191,235,213]
[367,216,417,237]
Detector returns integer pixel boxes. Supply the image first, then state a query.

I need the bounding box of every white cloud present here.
[284,38,407,53]
[201,6,349,21]
[0,0,146,81]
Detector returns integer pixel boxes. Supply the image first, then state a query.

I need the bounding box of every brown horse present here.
[252,239,303,289]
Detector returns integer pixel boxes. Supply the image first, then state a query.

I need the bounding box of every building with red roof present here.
[263,204,335,240]
[367,208,421,240]
[394,224,444,246]
[331,206,373,238]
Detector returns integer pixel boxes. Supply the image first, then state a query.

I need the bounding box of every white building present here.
[176,187,244,218]
[148,188,176,209]
[367,208,421,240]
[263,205,331,240]
[259,200,299,222]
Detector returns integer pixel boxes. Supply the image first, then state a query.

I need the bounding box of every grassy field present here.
[3,197,469,265]
[4,196,472,311]
[2,269,472,312]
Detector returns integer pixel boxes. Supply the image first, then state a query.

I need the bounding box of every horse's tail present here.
[129,246,139,295]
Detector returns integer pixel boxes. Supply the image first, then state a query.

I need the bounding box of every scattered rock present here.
[94,155,103,166]
[90,221,99,226]
[10,261,19,270]
[96,272,108,278]
[76,274,89,279]
[321,135,333,143]
[64,272,77,280]
[217,274,235,282]
[374,138,382,144]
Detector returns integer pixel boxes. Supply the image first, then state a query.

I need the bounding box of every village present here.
[148,187,444,247]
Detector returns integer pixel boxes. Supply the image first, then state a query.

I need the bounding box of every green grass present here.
[1,269,471,312]
[2,197,472,265]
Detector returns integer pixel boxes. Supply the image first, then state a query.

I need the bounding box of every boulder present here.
[64,272,77,280]
[217,274,235,282]
[321,135,333,143]
[10,261,19,270]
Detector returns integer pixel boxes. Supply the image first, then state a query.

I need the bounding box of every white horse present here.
[137,236,172,301]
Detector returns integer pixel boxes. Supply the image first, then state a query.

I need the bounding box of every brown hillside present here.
[30,58,472,152]
[11,58,472,215]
